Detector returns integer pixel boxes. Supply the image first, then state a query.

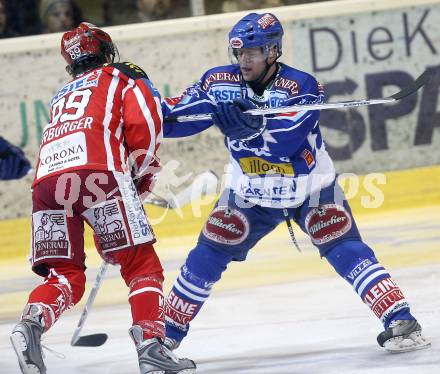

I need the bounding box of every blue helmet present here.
[228,13,284,58]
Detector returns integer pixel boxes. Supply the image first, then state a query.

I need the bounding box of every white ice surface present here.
[1,264,439,374]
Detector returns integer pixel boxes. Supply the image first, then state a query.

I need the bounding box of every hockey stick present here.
[282,208,301,253]
[70,261,108,347]
[166,69,431,123]
[69,190,170,347]
[71,171,219,347]
[71,186,120,347]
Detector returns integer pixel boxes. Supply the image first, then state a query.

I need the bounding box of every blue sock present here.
[325,240,415,329]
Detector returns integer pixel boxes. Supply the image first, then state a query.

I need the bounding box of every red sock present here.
[128,275,165,339]
[116,244,165,340]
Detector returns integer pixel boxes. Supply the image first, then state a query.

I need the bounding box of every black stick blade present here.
[390,69,432,100]
[71,333,108,347]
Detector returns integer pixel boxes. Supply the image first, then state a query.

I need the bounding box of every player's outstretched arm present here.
[162,78,217,138]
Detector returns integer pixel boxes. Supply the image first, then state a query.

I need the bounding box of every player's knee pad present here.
[45,262,86,305]
[186,242,233,282]
[28,262,85,329]
[324,240,377,280]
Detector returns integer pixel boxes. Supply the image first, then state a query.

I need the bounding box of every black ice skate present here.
[377,319,431,353]
[129,325,196,374]
[10,304,47,374]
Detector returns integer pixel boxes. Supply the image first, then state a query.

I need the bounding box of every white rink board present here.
[1,0,440,219]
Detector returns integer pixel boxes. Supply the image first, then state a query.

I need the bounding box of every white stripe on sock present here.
[177,274,211,296]
[174,282,208,302]
[352,263,383,289]
[357,270,389,296]
[128,287,163,299]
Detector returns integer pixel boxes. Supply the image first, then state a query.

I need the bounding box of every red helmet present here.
[61,22,117,76]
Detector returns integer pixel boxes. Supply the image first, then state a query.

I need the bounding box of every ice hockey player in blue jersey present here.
[161,12,430,353]
[0,137,31,181]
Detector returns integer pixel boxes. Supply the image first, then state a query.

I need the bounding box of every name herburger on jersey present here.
[42,116,93,143]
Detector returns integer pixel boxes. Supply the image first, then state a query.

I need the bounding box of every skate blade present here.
[10,332,43,374]
[146,370,196,374]
[384,332,432,353]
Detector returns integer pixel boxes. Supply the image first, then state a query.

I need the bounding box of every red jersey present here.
[34,62,163,186]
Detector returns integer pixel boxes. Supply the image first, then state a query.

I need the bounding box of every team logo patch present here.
[230,37,243,48]
[301,149,315,169]
[33,210,71,262]
[305,204,352,245]
[202,206,249,245]
[87,200,130,252]
[257,14,276,29]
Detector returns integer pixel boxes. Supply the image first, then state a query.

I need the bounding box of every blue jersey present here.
[0,136,31,180]
[163,63,336,207]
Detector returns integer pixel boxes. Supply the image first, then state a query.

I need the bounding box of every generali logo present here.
[274,77,300,95]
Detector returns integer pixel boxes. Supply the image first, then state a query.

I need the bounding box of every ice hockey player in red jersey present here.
[10,22,196,374]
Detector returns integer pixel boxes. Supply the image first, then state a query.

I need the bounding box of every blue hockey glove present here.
[0,137,31,180]
[212,99,266,141]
